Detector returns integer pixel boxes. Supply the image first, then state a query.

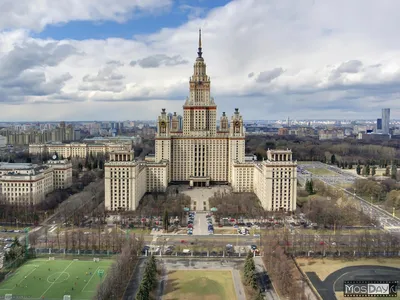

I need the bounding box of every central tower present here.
[183,29,217,136]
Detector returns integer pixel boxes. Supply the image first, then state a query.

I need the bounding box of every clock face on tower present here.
[234,121,240,127]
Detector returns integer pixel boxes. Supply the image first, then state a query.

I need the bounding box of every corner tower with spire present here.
[183,29,217,135]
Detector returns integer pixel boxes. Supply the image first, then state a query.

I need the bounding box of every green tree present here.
[356,164,361,175]
[84,156,90,169]
[254,290,264,300]
[305,179,314,195]
[365,165,370,176]
[391,164,397,180]
[244,252,256,285]
[371,166,376,176]
[385,166,390,176]
[330,154,336,164]
[163,210,169,231]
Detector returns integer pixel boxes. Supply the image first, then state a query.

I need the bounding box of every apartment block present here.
[0,159,72,205]
[29,142,130,158]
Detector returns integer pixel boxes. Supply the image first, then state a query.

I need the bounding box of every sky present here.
[1,0,400,121]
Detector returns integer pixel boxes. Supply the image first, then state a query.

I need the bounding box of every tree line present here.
[261,233,307,299]
[94,235,143,300]
[245,135,400,163]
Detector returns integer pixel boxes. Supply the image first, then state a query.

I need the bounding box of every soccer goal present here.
[63,295,71,300]
[5,294,12,300]
[93,257,100,262]
[48,257,55,261]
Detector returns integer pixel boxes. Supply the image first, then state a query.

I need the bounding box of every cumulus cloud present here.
[336,60,363,74]
[2,0,400,120]
[130,54,189,68]
[80,64,125,92]
[0,42,77,79]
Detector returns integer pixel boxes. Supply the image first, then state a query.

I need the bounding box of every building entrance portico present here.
[189,176,210,187]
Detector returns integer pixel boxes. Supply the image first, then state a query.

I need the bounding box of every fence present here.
[34,248,120,257]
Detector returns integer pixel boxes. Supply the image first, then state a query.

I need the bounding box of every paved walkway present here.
[254,257,279,300]
[193,212,209,235]
[122,257,147,300]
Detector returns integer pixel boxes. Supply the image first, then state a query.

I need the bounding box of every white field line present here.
[40,260,74,298]
[81,266,99,292]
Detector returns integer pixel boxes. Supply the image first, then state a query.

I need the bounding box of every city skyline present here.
[1,0,400,121]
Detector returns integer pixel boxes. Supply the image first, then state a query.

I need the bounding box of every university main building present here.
[105,31,297,212]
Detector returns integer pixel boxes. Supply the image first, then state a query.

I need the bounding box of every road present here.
[298,162,400,237]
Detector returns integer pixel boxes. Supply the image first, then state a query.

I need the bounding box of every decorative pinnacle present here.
[197,28,203,58]
[199,28,202,48]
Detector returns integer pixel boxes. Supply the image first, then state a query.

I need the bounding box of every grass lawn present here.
[307,168,338,176]
[163,270,237,300]
[296,257,400,281]
[0,258,113,299]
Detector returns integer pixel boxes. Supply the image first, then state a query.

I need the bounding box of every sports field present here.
[0,258,113,299]
[163,270,237,300]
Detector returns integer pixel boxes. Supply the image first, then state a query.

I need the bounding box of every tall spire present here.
[197,28,203,58]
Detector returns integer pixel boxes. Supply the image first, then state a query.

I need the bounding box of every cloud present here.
[0,42,77,79]
[130,54,189,68]
[336,60,363,74]
[255,68,285,83]
[80,64,125,92]
[2,0,400,120]
[0,0,173,32]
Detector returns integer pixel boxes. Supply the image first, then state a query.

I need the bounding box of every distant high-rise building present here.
[382,108,390,134]
[376,118,382,133]
[177,115,183,131]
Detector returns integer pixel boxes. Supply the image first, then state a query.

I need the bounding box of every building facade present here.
[29,142,130,158]
[104,30,297,212]
[0,159,72,205]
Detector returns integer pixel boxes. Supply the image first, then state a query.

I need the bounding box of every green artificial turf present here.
[0,258,113,299]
